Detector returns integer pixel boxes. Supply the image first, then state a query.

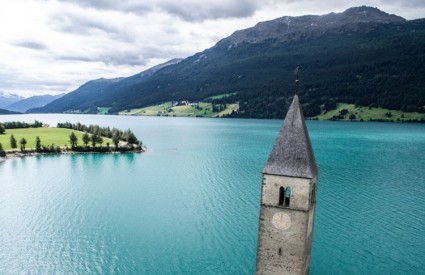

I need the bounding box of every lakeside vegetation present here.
[118,97,425,123]
[312,103,425,122]
[0,121,144,158]
[119,101,238,118]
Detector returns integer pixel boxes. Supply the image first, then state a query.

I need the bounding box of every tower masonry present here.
[256,95,318,275]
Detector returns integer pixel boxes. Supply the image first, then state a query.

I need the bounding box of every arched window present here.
[279,187,285,205]
[285,187,291,206]
[311,184,316,204]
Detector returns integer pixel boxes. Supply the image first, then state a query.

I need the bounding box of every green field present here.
[119,101,239,118]
[0,128,112,151]
[313,103,425,122]
[97,107,111,115]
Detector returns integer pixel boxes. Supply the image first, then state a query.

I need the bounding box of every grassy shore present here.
[0,128,112,150]
[119,101,238,118]
[313,103,425,122]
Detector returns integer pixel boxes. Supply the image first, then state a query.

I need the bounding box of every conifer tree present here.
[82,132,90,148]
[91,133,98,147]
[112,133,120,149]
[19,138,27,152]
[10,134,17,149]
[0,142,5,157]
[69,132,78,149]
[35,136,42,152]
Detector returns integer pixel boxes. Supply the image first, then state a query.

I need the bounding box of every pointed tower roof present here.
[263,95,318,179]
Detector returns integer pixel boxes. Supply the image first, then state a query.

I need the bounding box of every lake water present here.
[1,114,424,274]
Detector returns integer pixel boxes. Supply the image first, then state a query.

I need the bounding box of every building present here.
[255,95,318,275]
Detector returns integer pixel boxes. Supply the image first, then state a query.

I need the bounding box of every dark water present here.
[0,114,424,274]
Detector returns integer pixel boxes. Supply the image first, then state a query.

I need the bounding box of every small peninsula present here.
[0,121,145,161]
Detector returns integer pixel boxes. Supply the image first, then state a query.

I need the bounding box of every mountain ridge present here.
[29,59,183,113]
[30,6,425,118]
[5,94,64,113]
[0,92,24,109]
[216,6,405,47]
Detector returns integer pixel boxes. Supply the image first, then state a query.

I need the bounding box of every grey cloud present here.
[157,0,260,22]
[57,52,148,66]
[13,41,47,50]
[381,0,425,8]
[57,0,261,22]
[56,55,96,63]
[58,0,152,14]
[0,71,70,93]
[50,14,120,36]
[57,46,182,67]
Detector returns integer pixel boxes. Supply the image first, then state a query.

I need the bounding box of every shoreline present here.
[1,113,424,123]
[0,147,146,163]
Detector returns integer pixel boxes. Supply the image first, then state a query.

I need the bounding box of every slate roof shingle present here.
[263,95,318,179]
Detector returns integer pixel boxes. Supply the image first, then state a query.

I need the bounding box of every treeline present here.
[56,122,140,145]
[0,120,43,130]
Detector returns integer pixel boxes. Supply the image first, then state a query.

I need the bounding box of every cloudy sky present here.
[0,0,423,97]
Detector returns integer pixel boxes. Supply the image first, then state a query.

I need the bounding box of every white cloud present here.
[0,0,423,97]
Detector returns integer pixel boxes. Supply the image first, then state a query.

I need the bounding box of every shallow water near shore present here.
[1,114,425,274]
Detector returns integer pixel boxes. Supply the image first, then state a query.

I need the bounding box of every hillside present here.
[0,108,20,115]
[0,92,23,109]
[30,58,182,114]
[30,6,425,118]
[28,78,123,113]
[5,94,64,113]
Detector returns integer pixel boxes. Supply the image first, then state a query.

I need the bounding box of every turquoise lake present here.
[1,114,424,274]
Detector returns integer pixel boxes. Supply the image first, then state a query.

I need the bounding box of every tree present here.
[91,133,98,147]
[122,129,138,144]
[97,136,103,147]
[0,142,5,157]
[339,109,349,116]
[112,133,120,149]
[35,136,42,152]
[82,132,90,148]
[69,132,78,149]
[0,124,5,134]
[19,138,27,152]
[10,134,17,149]
[349,114,356,121]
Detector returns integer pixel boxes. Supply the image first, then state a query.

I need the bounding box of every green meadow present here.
[119,101,238,118]
[314,103,425,122]
[0,128,111,151]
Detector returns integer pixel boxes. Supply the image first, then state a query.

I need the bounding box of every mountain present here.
[31,6,425,118]
[30,58,183,114]
[0,92,24,109]
[217,6,405,47]
[28,78,123,113]
[4,94,64,113]
[0,108,20,115]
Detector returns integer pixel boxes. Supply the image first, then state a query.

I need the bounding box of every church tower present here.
[255,94,318,275]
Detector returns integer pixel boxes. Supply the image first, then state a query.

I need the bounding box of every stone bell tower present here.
[255,94,318,275]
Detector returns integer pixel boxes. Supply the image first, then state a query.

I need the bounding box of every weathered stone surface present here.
[256,95,318,275]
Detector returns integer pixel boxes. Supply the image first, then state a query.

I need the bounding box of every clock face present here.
[272,212,291,231]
